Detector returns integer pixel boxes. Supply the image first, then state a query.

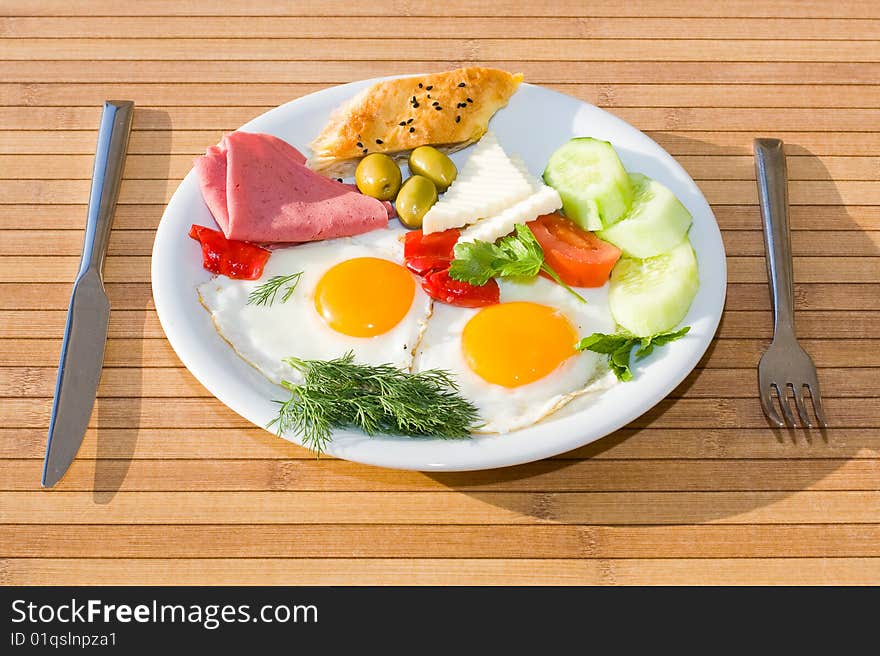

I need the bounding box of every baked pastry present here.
[307,67,523,178]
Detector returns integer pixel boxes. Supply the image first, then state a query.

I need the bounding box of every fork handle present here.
[754,138,796,338]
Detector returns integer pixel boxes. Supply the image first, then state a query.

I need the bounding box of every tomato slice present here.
[527,213,622,287]
[403,228,460,276]
[188,224,271,280]
[421,269,500,308]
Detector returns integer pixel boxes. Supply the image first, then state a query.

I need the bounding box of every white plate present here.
[151,77,726,471]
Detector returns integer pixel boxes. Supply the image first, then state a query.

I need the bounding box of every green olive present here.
[355,153,402,201]
[395,175,438,229]
[408,146,457,192]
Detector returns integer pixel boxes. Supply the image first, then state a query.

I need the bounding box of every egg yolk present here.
[314,257,415,337]
[462,301,578,388]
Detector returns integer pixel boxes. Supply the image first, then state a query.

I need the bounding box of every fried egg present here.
[413,275,617,433]
[198,226,431,384]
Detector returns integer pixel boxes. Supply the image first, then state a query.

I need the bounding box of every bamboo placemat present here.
[1,0,878,585]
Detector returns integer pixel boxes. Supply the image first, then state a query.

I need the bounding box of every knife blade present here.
[42,100,134,488]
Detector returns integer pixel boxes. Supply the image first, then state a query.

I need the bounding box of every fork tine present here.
[807,383,828,428]
[792,384,812,427]
[760,384,784,427]
[774,383,797,427]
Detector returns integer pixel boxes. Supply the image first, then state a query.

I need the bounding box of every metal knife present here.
[41,100,134,488]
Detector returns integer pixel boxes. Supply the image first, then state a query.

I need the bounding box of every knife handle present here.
[78,100,134,278]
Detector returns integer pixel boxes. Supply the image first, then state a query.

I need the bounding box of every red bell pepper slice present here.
[188,224,270,280]
[421,269,500,308]
[403,228,461,276]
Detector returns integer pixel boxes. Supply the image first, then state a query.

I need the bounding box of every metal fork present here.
[753,138,827,428]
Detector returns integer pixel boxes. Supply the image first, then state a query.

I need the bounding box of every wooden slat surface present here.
[7,38,880,62]
[6,130,880,156]
[5,61,880,84]
[4,84,880,108]
[1,1,878,19]
[2,154,879,181]
[1,17,878,40]
[0,1,877,586]
[6,107,880,137]
[8,177,880,205]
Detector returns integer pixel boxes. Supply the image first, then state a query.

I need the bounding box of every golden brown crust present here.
[307,67,524,177]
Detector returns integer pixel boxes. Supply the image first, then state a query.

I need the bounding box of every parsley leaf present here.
[495,223,546,277]
[576,326,691,381]
[447,240,511,286]
[448,224,586,302]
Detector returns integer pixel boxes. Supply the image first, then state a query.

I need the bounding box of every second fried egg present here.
[413,275,616,433]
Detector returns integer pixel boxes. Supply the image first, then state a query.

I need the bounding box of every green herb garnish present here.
[576,326,691,381]
[268,352,480,454]
[448,223,586,302]
[247,272,303,307]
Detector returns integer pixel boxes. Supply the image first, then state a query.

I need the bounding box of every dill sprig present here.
[247,272,303,307]
[267,352,480,454]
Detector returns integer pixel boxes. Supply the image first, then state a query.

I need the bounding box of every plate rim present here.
[151,76,727,472]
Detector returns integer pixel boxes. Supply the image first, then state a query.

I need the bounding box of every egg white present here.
[198,226,431,385]
[413,276,617,433]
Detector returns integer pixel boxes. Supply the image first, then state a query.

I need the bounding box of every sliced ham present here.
[193,143,229,228]
[194,131,389,243]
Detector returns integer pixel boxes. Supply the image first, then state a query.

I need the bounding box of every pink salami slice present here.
[194,131,389,243]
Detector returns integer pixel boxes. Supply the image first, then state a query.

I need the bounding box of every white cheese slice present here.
[421,132,535,235]
[457,156,563,244]
[458,186,562,244]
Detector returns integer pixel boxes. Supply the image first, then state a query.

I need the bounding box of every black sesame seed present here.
[409,127,415,133]
[413,102,419,108]
[375,138,383,144]
[435,106,442,111]
[455,115,461,123]
[458,82,466,87]
[426,94,431,99]
[407,118,413,124]
[426,85,433,90]
[466,97,473,103]
[432,101,439,106]
[398,121,406,126]
[418,83,423,88]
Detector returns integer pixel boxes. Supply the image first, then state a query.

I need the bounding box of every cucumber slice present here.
[543,137,633,231]
[609,241,699,337]
[597,173,692,258]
